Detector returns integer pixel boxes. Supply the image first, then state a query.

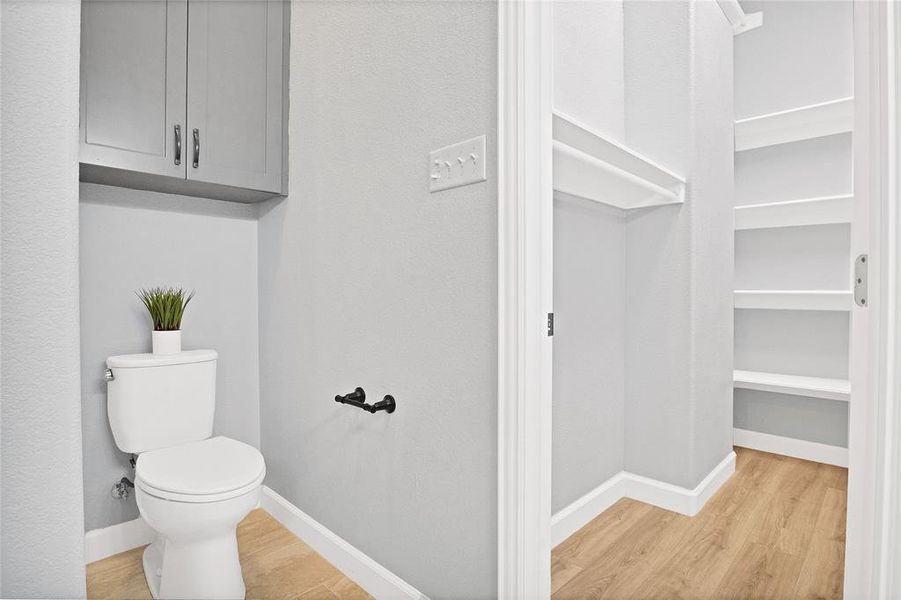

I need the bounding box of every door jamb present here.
[497,1,554,598]
[846,2,901,597]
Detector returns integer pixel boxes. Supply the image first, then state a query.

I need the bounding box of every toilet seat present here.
[136,436,265,503]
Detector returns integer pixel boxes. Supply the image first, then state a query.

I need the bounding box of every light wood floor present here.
[553,447,848,599]
[87,508,371,599]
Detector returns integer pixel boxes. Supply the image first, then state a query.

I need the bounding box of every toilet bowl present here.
[135,436,265,599]
[105,350,265,599]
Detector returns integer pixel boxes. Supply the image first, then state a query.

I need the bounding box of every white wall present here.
[552,197,625,513]
[257,2,497,598]
[79,183,260,532]
[1,1,87,595]
[734,0,852,118]
[554,0,624,140]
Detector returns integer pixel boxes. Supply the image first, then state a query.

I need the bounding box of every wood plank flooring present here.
[552,447,848,599]
[87,509,371,600]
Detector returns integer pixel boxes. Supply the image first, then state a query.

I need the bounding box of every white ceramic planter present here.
[152,330,182,355]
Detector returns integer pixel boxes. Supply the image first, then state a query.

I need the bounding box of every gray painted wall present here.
[551,0,734,505]
[684,0,736,483]
[258,2,497,598]
[552,197,625,513]
[624,0,734,489]
[1,0,87,595]
[735,390,848,447]
[79,183,260,531]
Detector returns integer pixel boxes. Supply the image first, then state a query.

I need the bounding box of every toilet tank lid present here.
[107,349,217,369]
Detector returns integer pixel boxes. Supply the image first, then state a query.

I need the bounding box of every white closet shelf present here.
[553,111,686,210]
[734,369,850,402]
[715,0,763,35]
[734,97,853,152]
[734,290,852,311]
[735,194,853,230]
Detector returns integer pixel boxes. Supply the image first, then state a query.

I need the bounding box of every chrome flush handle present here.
[104,368,114,382]
[192,128,200,168]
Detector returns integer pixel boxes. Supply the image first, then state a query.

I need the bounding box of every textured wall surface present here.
[552,197,625,513]
[623,0,734,489]
[685,0,736,484]
[550,0,735,500]
[258,2,497,598]
[735,389,849,446]
[734,0,852,118]
[623,0,694,488]
[79,183,260,531]
[1,0,87,595]
[554,0,624,141]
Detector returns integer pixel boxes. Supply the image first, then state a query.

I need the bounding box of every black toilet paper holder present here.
[334,387,396,414]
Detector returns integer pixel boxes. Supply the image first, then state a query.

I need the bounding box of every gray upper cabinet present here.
[80,0,187,179]
[79,0,287,201]
[187,1,284,193]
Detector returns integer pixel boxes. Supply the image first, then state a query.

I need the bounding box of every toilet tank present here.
[106,349,217,453]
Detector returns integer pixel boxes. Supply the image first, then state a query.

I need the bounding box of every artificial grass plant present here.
[137,287,194,331]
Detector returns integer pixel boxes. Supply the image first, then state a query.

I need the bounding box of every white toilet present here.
[106,349,265,599]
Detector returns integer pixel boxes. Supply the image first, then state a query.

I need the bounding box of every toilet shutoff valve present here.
[111,476,135,500]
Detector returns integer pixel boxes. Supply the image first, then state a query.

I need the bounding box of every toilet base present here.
[142,538,164,599]
[141,532,246,599]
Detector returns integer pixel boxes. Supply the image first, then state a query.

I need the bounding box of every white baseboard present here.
[85,516,156,564]
[550,472,627,547]
[551,451,736,548]
[261,486,427,600]
[733,427,849,467]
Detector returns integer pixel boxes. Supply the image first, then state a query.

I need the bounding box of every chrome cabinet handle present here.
[192,128,200,168]
[174,125,182,166]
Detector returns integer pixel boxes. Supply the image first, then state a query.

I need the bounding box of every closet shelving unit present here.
[732,97,854,467]
[734,290,852,311]
[553,111,686,210]
[734,96,853,152]
[734,370,850,402]
[734,194,853,230]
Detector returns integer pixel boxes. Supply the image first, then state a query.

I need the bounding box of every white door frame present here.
[497,1,554,598]
[498,2,901,599]
[846,1,901,598]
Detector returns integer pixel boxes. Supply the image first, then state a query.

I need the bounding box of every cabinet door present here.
[186,1,284,193]
[80,0,187,177]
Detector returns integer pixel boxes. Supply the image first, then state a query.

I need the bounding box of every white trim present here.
[846,2,886,597]
[715,0,763,35]
[497,2,554,598]
[734,97,854,152]
[734,369,851,402]
[551,452,736,547]
[877,5,901,596]
[550,473,627,548]
[733,428,848,468]
[734,194,854,230]
[261,486,427,600]
[733,289,852,311]
[84,516,156,564]
[552,112,685,210]
[622,452,737,517]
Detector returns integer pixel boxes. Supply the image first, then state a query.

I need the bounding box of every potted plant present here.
[137,287,194,355]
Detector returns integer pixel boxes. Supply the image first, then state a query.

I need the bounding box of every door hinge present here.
[547,313,554,336]
[855,254,868,307]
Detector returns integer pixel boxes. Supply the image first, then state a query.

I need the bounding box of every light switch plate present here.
[429,135,487,192]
